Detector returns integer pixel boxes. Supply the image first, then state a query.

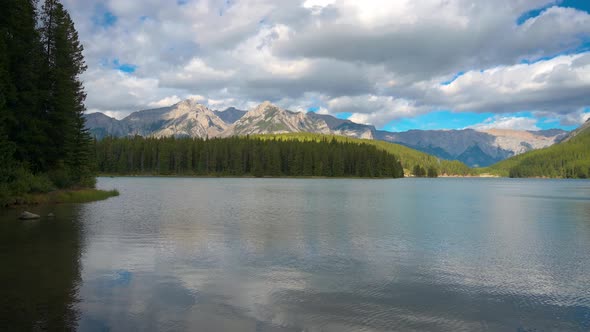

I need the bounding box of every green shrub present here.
[47,167,74,189]
[78,176,97,188]
[28,174,55,193]
[0,183,12,206]
[6,168,55,195]
[8,168,36,194]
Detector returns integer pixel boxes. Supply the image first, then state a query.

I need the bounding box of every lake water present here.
[1,178,590,331]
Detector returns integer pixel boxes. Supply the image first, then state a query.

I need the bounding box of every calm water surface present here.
[1,178,590,331]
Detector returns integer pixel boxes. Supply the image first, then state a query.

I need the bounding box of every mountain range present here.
[488,118,590,178]
[85,99,568,167]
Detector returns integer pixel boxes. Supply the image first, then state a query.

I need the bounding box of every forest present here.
[487,127,590,178]
[94,136,405,178]
[255,133,473,176]
[0,0,95,205]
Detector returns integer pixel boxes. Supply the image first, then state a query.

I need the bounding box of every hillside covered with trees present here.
[94,136,405,178]
[256,133,473,176]
[486,121,590,178]
[0,0,97,205]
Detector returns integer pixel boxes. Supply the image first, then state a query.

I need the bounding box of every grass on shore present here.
[12,188,119,206]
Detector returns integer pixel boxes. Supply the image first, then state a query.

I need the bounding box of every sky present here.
[63,0,590,131]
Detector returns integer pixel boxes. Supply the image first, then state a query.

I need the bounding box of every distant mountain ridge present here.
[307,112,376,139]
[562,118,590,142]
[225,101,331,136]
[375,128,567,166]
[213,107,246,124]
[85,99,568,167]
[488,119,590,178]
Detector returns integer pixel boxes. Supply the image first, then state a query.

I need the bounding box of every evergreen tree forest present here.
[94,136,405,178]
[411,165,438,178]
[487,126,590,178]
[256,133,472,176]
[0,0,94,204]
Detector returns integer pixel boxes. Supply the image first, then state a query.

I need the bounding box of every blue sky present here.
[91,4,117,28]
[64,0,590,131]
[112,59,137,73]
[384,112,493,132]
[382,110,590,132]
[517,1,590,25]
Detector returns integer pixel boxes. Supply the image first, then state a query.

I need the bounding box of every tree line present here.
[255,133,472,176]
[1,0,93,204]
[94,136,405,178]
[412,165,438,178]
[507,131,590,179]
[487,127,590,179]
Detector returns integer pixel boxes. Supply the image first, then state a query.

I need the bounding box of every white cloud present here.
[147,94,247,112]
[328,95,420,127]
[147,96,182,108]
[315,106,330,114]
[62,0,590,129]
[412,53,590,116]
[159,58,236,89]
[469,116,541,131]
[303,0,335,9]
[83,70,165,113]
[231,24,311,78]
[535,108,590,126]
[276,1,590,79]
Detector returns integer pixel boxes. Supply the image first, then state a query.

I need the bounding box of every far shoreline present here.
[98,174,497,180]
[99,174,589,180]
[98,174,403,180]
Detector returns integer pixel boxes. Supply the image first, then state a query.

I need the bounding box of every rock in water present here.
[19,211,40,220]
[47,213,55,218]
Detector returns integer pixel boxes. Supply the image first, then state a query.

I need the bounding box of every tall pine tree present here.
[0,30,16,190]
[39,0,93,187]
[0,0,46,171]
[1,0,95,203]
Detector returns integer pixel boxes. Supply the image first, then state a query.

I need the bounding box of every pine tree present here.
[427,166,438,178]
[39,0,93,187]
[0,20,15,186]
[92,136,405,178]
[1,0,46,171]
[413,165,426,177]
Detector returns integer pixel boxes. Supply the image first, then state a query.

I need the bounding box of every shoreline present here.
[438,174,501,178]
[3,188,119,208]
[98,174,403,179]
[98,174,589,180]
[100,174,586,180]
[100,173,500,179]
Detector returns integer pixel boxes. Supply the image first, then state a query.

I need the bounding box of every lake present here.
[1,177,590,331]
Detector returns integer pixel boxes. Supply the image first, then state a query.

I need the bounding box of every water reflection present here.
[0,205,83,331]
[71,178,590,331]
[2,178,590,331]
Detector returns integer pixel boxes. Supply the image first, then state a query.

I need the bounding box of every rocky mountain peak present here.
[166,99,210,117]
[248,101,280,116]
[179,97,203,106]
[84,98,571,167]
[224,102,330,136]
[259,100,275,108]
[170,97,208,110]
[153,100,226,137]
